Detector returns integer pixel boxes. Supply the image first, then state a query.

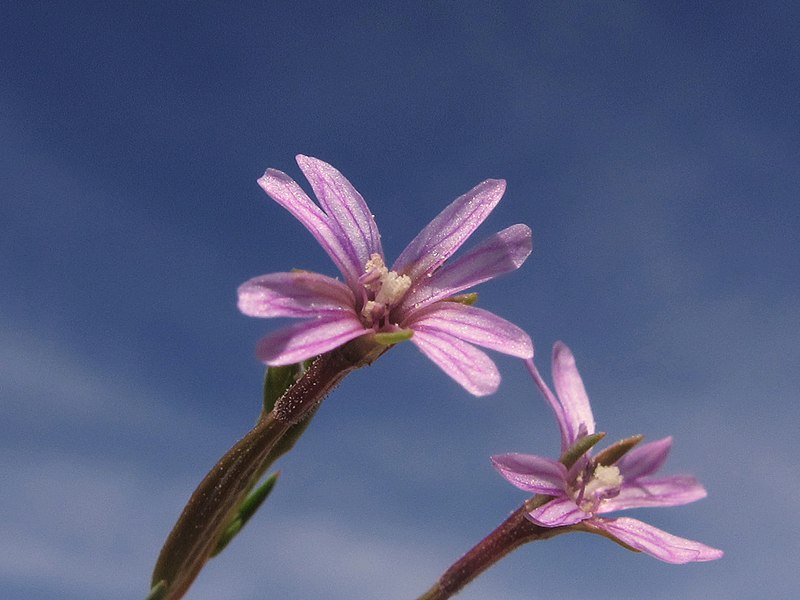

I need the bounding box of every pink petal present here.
[296,155,383,272]
[237,272,356,318]
[589,517,724,563]
[616,437,673,481]
[393,179,507,282]
[257,169,362,286]
[598,476,708,512]
[552,342,595,444]
[524,358,572,453]
[528,496,589,527]
[405,303,533,358]
[255,316,368,365]
[490,453,567,495]
[410,328,500,396]
[399,224,532,312]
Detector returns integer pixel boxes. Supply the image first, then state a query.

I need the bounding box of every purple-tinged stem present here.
[418,504,569,600]
[151,338,388,600]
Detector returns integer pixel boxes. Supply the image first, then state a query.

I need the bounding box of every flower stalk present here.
[149,337,388,600]
[417,503,568,600]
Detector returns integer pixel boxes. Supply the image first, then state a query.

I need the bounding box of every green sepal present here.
[373,329,414,346]
[559,432,606,470]
[594,434,644,467]
[212,471,280,557]
[145,580,168,600]
[522,433,607,514]
[446,292,478,305]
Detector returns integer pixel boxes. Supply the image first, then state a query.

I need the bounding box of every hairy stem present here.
[418,505,569,600]
[151,339,387,600]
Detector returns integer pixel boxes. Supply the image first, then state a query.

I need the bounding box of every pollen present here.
[363,254,389,288]
[362,253,411,306]
[375,270,411,305]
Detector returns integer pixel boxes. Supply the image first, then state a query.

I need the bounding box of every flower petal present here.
[254,316,368,365]
[616,437,672,481]
[296,155,383,272]
[524,358,572,453]
[598,476,708,512]
[528,496,589,527]
[393,179,507,282]
[410,328,500,396]
[404,303,533,358]
[399,224,532,311]
[237,272,356,318]
[552,342,595,444]
[589,517,724,563]
[257,168,362,286]
[490,453,567,495]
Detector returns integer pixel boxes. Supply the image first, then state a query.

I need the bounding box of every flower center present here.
[359,254,411,327]
[574,463,623,513]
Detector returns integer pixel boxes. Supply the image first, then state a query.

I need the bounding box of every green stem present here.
[417,504,569,600]
[150,339,387,600]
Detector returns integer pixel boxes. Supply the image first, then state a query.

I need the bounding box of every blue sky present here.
[2,2,798,598]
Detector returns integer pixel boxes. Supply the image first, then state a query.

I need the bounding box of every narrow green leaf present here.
[145,580,168,600]
[149,343,389,600]
[212,472,281,557]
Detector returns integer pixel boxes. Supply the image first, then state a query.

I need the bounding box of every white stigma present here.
[375,270,411,305]
[583,464,623,499]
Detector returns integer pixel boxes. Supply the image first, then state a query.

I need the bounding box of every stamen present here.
[362,254,388,292]
[375,270,411,305]
[360,253,412,326]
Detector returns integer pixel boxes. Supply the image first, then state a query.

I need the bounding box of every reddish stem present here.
[151,340,387,600]
[418,505,568,600]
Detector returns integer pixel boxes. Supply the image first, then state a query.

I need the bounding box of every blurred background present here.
[2,3,797,598]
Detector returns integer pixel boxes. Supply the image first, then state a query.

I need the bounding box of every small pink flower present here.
[238,155,533,395]
[492,342,723,563]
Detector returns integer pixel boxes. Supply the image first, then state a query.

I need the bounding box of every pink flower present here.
[238,155,533,395]
[491,342,723,563]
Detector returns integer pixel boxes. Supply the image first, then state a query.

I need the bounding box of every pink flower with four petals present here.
[492,342,723,563]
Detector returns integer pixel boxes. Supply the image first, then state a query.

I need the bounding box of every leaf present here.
[149,338,390,600]
[145,580,167,600]
[212,472,281,557]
